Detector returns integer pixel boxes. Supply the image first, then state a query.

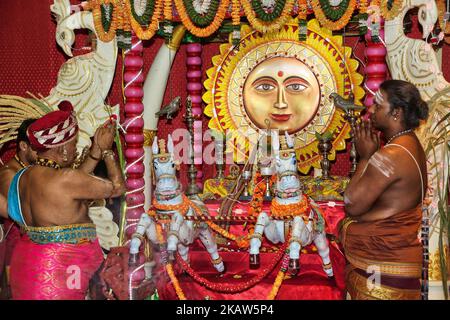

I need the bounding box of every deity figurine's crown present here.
[278,133,296,160]
[152,138,171,162]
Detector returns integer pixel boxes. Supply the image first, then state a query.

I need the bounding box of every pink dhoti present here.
[10,224,103,300]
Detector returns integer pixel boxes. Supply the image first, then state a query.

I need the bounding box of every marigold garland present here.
[174,0,229,37]
[318,0,352,21]
[311,0,357,31]
[151,194,251,248]
[251,0,289,22]
[128,0,155,25]
[267,247,290,299]
[90,0,120,42]
[126,0,163,40]
[297,0,307,20]
[166,263,187,300]
[379,0,403,21]
[101,3,114,32]
[231,0,241,26]
[358,0,368,14]
[180,0,220,27]
[175,240,288,293]
[242,0,295,33]
[270,195,310,218]
[164,0,173,20]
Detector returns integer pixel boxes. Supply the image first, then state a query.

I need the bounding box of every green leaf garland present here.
[251,0,288,22]
[101,3,114,32]
[318,0,351,21]
[129,0,156,26]
[182,0,220,27]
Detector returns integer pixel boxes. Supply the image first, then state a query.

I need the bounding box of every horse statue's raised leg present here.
[313,231,334,278]
[288,216,310,275]
[129,213,157,266]
[167,210,184,260]
[249,212,270,268]
[199,227,225,272]
[177,243,190,263]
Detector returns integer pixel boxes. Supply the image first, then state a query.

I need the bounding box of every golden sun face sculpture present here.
[203,19,364,174]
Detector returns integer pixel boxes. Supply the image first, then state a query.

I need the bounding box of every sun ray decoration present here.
[203,19,364,174]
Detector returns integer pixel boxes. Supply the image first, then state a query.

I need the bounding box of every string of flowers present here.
[164,0,173,20]
[128,0,155,25]
[359,0,368,13]
[242,0,295,33]
[154,221,187,300]
[100,2,114,32]
[231,0,241,45]
[89,0,120,42]
[310,0,357,31]
[356,0,369,35]
[174,0,229,37]
[174,239,289,294]
[166,263,187,300]
[251,0,289,22]
[297,0,308,41]
[126,0,163,40]
[179,0,220,27]
[151,194,251,248]
[379,0,404,21]
[267,247,290,299]
[318,0,351,20]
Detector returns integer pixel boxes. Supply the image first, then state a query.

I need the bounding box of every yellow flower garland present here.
[267,268,286,299]
[311,0,357,31]
[379,0,403,21]
[154,220,186,300]
[90,0,120,42]
[358,0,368,14]
[126,0,163,40]
[164,0,173,20]
[166,263,187,300]
[232,0,241,26]
[297,0,307,20]
[242,0,295,33]
[174,0,229,37]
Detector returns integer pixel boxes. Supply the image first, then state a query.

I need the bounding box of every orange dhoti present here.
[340,206,422,300]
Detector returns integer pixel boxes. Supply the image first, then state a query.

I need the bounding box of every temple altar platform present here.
[155,200,347,300]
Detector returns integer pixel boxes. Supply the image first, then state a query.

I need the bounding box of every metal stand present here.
[184,96,200,196]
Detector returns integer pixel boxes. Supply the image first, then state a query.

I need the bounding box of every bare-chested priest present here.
[7,101,125,299]
[341,80,429,300]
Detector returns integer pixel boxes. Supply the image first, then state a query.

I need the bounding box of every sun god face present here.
[243,57,321,133]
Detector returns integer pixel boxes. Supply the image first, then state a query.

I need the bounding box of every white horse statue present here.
[249,131,334,277]
[129,135,225,273]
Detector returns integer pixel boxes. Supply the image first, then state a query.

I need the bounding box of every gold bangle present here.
[211,256,223,265]
[167,230,179,239]
[102,150,115,160]
[132,232,145,242]
[288,237,302,245]
[323,262,333,270]
[249,233,263,241]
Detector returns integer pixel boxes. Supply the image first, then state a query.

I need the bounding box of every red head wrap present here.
[27,101,78,151]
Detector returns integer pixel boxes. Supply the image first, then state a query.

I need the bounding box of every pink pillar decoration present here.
[186,43,203,188]
[123,34,145,241]
[364,20,387,110]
